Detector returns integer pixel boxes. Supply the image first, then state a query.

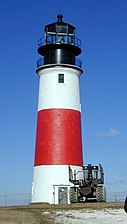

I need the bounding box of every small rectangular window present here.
[58,74,64,83]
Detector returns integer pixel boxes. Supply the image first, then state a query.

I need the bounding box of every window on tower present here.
[58,74,64,83]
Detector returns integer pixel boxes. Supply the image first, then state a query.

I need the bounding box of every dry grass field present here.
[0,202,125,224]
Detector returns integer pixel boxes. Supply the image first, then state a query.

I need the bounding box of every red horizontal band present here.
[34,109,83,166]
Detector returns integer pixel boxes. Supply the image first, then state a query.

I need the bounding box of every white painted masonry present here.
[37,66,82,112]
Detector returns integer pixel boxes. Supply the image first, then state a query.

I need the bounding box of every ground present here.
[0,202,126,224]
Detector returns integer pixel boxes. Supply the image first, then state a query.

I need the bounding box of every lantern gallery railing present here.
[38,35,81,48]
[37,57,82,69]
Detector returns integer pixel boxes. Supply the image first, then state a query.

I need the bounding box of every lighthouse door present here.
[58,187,68,204]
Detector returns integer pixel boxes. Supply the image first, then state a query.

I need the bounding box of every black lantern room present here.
[37,14,82,69]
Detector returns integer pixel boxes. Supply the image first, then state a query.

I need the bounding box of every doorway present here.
[58,187,68,204]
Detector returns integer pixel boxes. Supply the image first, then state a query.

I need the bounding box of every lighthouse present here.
[32,14,83,204]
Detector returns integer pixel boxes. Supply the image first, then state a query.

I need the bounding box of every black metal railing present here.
[37,57,82,69]
[38,35,81,48]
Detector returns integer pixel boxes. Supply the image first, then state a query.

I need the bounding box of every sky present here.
[0,0,127,203]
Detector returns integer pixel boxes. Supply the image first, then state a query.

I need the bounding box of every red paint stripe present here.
[34,109,83,166]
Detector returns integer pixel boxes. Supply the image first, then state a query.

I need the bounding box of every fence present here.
[0,191,126,206]
[0,193,31,206]
[107,191,127,202]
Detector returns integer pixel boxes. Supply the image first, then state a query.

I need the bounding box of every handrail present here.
[38,35,81,48]
[37,57,82,69]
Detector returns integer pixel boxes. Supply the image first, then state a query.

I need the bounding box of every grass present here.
[0,202,124,224]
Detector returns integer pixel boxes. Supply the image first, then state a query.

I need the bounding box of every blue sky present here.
[0,0,127,202]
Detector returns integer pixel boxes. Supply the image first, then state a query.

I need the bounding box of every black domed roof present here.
[44,14,75,35]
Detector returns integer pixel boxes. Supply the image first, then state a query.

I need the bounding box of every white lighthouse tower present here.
[32,14,83,204]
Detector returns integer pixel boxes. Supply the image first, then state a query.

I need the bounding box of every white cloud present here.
[97,128,122,137]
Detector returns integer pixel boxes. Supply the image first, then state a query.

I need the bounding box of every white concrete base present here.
[31,165,83,204]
